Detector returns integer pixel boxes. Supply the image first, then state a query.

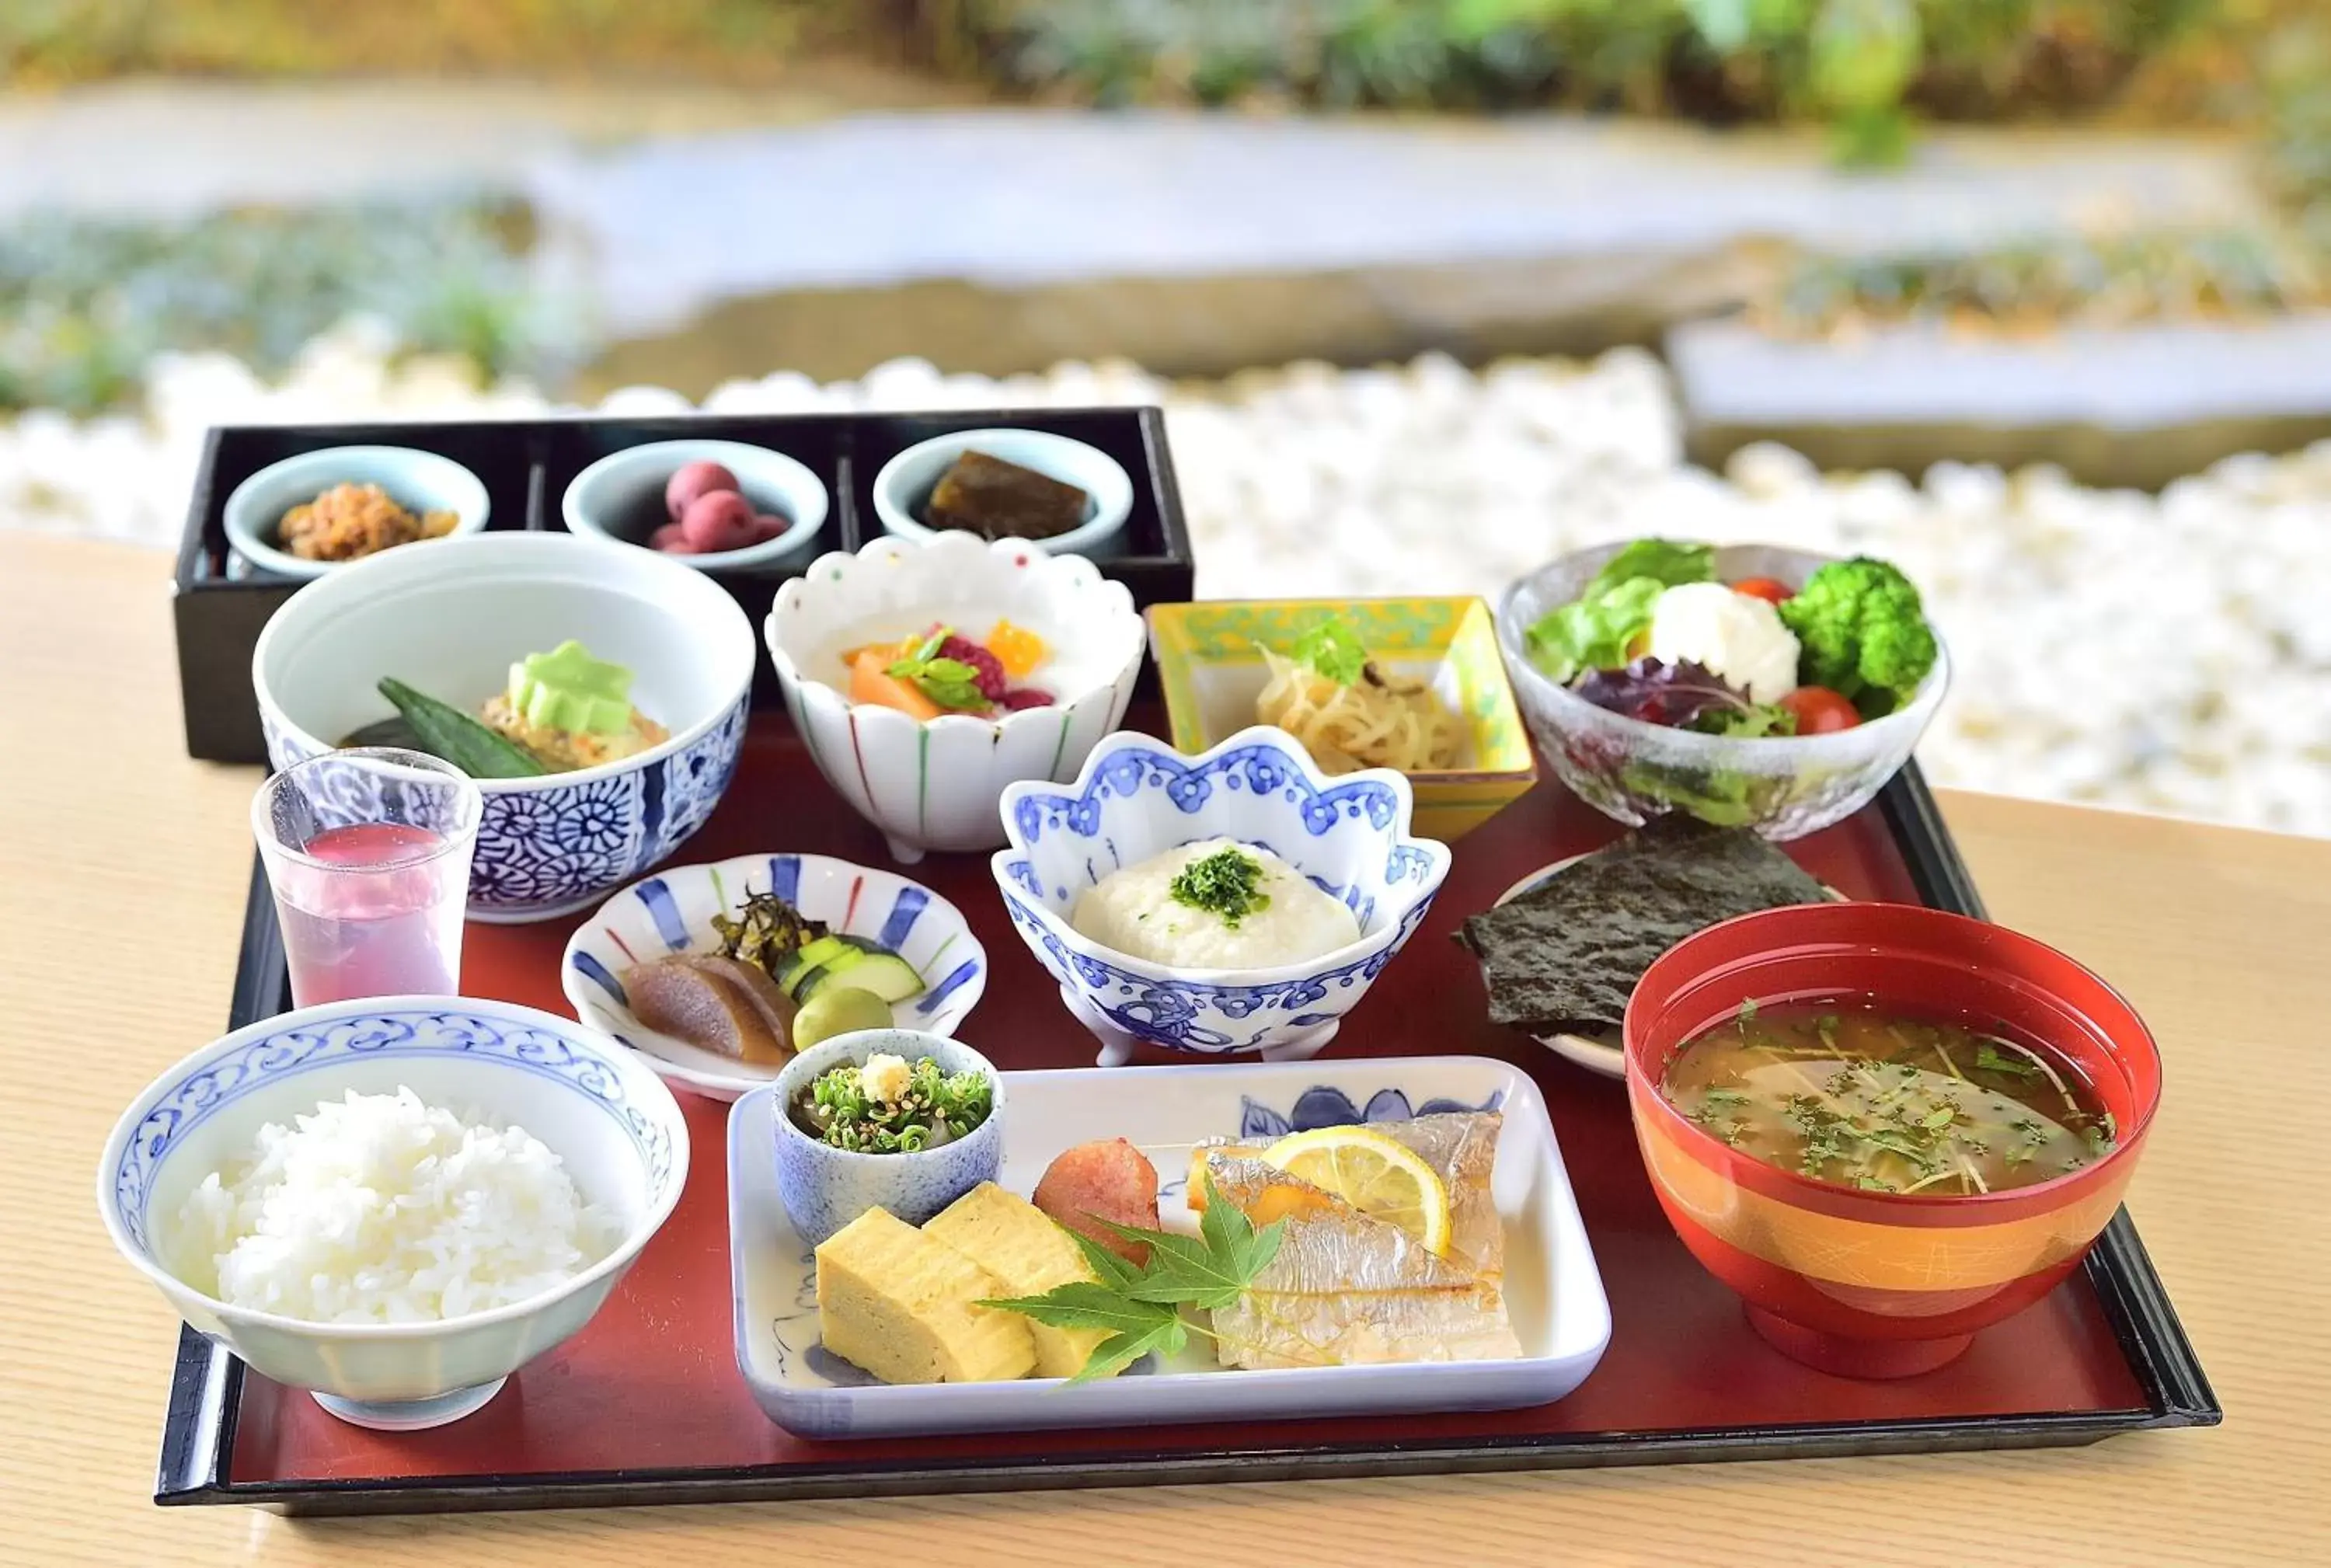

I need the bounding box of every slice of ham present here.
[626,954,796,1064]
[1032,1138,1161,1265]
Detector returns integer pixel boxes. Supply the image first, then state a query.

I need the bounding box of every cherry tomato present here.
[1731,577,1793,605]
[1782,686,1860,734]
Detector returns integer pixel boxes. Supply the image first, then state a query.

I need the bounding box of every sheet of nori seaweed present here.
[1455,820,1828,1034]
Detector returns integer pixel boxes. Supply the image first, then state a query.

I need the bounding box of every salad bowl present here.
[97,998,688,1430]
[1496,543,1948,841]
[254,531,758,922]
[991,726,1452,1065]
[764,532,1146,863]
[563,852,988,1102]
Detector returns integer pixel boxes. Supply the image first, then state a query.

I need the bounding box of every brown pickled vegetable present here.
[922,450,1089,542]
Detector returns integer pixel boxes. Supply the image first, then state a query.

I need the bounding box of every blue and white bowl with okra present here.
[255,531,757,923]
[991,726,1451,1066]
[563,852,988,1102]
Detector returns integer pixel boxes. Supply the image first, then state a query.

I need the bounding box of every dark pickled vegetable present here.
[922,450,1090,542]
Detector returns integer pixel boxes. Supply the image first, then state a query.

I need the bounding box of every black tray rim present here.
[152,760,2220,1516]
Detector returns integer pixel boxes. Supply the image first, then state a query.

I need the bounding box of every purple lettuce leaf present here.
[1571,659,1794,737]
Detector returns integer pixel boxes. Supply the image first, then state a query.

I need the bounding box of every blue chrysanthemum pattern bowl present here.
[254,531,758,923]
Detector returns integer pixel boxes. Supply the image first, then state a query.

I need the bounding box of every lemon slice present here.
[1261,1126,1451,1256]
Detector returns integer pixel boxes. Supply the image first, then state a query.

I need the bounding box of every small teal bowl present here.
[563,437,829,571]
[769,1030,1004,1246]
[223,445,490,580]
[871,427,1133,558]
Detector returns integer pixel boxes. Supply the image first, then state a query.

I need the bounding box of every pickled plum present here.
[665,461,740,522]
[681,490,758,552]
[649,522,701,553]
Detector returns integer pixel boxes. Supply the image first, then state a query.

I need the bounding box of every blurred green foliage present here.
[973,0,2218,162]
[1758,227,2322,338]
[0,0,832,83]
[0,198,580,416]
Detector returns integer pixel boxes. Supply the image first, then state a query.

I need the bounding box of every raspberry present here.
[936,634,1008,701]
[1000,688,1054,710]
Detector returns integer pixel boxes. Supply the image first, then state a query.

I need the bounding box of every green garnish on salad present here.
[1524,539,1714,684]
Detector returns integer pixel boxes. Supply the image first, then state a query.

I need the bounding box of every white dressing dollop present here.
[1646,583,1801,704]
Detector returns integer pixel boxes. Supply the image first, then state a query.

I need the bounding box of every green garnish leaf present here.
[1169,847,1272,929]
[1595,538,1719,590]
[1737,998,1760,1024]
[983,1173,1286,1382]
[1288,615,1368,687]
[1071,1317,1190,1386]
[1065,1226,1143,1292]
[1523,539,1716,683]
[975,1284,1190,1384]
[887,653,990,712]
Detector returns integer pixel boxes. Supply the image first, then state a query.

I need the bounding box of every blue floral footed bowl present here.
[990,725,1452,1064]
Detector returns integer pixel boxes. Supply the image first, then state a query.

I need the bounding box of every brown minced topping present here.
[277,483,458,562]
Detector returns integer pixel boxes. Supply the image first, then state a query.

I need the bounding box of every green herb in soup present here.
[1661,1001,2116,1195]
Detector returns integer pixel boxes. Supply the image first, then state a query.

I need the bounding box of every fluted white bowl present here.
[764,531,1145,862]
[97,998,688,1430]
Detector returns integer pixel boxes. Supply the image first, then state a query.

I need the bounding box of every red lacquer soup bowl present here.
[1622,901,2162,1379]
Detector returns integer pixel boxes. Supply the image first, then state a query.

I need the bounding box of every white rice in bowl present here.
[172,1086,618,1325]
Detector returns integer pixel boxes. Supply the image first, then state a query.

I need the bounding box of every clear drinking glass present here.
[253,748,484,1007]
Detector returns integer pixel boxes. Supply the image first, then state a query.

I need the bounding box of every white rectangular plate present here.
[727,1054,1611,1440]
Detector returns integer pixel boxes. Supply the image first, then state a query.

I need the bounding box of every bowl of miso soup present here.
[1622,901,2162,1380]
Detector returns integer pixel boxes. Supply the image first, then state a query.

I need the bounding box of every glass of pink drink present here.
[253,748,484,1006]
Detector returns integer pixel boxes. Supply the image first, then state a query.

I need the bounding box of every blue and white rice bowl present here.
[768,1030,1005,1246]
[96,998,688,1431]
[991,726,1452,1065]
[253,531,757,922]
[563,852,989,1103]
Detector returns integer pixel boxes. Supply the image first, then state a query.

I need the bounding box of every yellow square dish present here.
[1145,598,1538,843]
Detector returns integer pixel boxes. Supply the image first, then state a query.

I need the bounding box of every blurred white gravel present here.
[4,324,2324,837]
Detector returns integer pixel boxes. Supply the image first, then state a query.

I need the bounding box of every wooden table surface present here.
[4,532,2326,1567]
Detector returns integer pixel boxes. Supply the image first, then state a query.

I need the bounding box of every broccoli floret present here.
[1777,558,1938,713]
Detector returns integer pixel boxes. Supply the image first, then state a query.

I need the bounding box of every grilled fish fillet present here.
[1199,1112,1522,1369]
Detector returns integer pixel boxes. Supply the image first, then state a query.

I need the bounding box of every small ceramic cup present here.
[769,1030,1004,1246]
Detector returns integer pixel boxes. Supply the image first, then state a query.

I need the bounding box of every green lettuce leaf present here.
[1524,539,1716,684]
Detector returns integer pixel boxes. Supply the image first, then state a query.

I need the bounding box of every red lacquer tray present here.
[155,710,2218,1514]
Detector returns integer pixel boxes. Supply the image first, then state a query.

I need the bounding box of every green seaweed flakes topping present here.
[1169,846,1273,929]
